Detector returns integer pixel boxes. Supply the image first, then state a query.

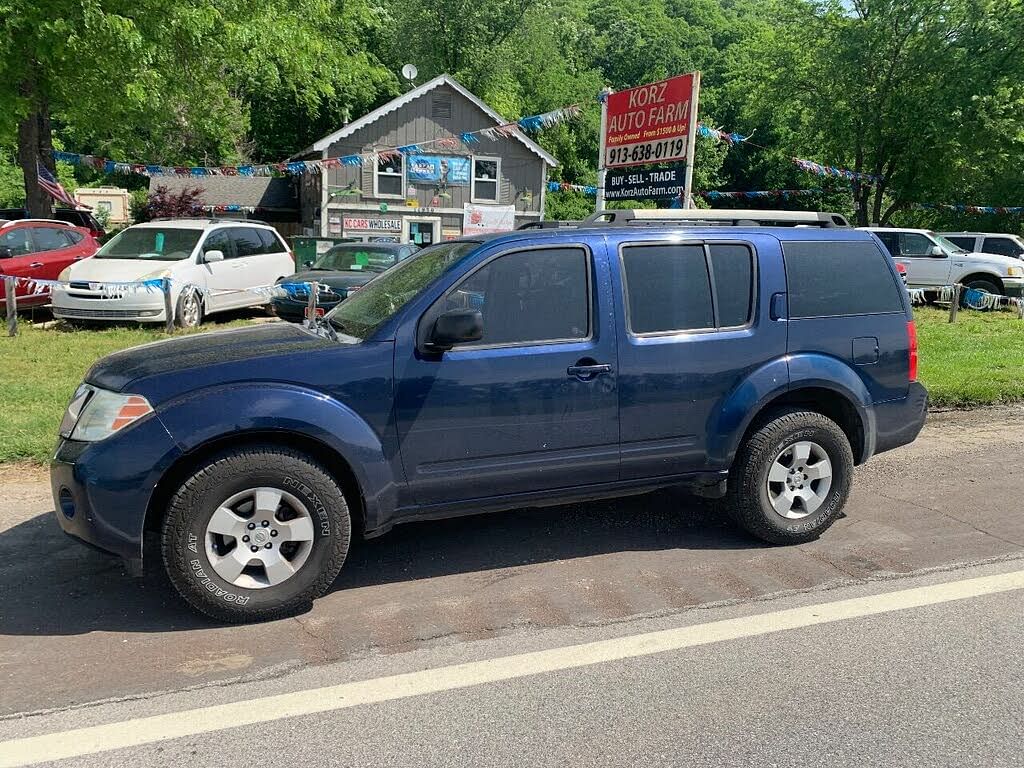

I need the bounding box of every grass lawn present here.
[915,305,1024,407]
[1,306,1022,465]
[0,315,258,464]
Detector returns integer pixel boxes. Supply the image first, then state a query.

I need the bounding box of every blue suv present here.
[52,215,928,621]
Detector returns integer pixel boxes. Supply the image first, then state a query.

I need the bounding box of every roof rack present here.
[583,209,851,228]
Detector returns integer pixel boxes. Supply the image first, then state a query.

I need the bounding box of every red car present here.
[0,219,100,307]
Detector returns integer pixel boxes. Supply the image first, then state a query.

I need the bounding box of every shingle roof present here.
[306,74,558,167]
[148,176,297,210]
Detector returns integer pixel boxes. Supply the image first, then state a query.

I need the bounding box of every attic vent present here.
[432,97,452,119]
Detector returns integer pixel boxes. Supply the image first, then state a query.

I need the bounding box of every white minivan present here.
[51,219,296,327]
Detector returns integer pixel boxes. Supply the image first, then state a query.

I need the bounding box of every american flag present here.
[36,159,84,209]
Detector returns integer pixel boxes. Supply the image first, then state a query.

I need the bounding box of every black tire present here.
[161,445,351,622]
[724,409,853,545]
[174,286,204,328]
[961,279,1000,309]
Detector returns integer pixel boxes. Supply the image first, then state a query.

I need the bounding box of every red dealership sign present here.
[603,73,699,169]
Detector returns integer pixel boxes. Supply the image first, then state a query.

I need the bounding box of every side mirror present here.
[929,245,946,258]
[204,249,225,263]
[0,246,11,259]
[428,309,484,350]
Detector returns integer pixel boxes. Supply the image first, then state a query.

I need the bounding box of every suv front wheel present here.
[726,409,854,544]
[161,445,351,622]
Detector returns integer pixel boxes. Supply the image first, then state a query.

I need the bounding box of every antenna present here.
[401,64,418,87]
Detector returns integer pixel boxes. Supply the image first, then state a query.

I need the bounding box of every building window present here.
[96,201,112,214]
[375,155,404,198]
[472,157,500,203]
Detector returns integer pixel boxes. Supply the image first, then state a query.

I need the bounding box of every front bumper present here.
[872,381,929,456]
[51,287,167,323]
[51,414,182,561]
[271,295,342,321]
[1002,278,1024,298]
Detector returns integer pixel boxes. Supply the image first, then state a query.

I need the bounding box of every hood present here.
[962,251,1023,270]
[284,270,377,290]
[86,323,333,393]
[67,256,182,283]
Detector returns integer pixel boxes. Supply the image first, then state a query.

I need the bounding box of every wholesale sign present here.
[603,73,699,169]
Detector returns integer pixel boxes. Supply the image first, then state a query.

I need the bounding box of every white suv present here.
[51,219,295,327]
[862,227,1024,299]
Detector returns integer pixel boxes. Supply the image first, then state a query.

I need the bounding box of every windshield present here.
[932,233,968,254]
[325,240,480,339]
[96,228,201,260]
[313,245,401,273]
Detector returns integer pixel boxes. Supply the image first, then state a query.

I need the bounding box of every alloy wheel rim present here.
[766,440,833,519]
[181,291,200,326]
[204,487,315,589]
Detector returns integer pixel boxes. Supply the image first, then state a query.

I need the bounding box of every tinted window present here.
[874,231,899,256]
[444,248,589,345]
[0,228,31,256]
[31,227,71,252]
[315,245,399,273]
[900,233,933,256]
[622,244,713,333]
[709,244,754,327]
[784,241,904,318]
[258,228,285,253]
[229,228,265,258]
[945,236,975,251]
[66,230,84,244]
[982,237,1023,258]
[203,230,233,257]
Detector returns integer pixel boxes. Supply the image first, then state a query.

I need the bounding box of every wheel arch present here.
[145,429,367,539]
[960,272,1004,293]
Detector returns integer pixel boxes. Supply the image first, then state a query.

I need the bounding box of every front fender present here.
[155,383,400,531]
[708,353,875,467]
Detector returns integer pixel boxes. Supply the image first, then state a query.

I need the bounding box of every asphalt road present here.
[1,561,1022,767]
[1,406,1023,744]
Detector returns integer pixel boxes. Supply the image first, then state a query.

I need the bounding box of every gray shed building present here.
[296,74,557,245]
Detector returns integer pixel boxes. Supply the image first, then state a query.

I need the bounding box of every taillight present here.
[907,320,918,382]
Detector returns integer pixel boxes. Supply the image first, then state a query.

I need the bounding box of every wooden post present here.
[5,277,16,337]
[948,284,960,323]
[162,277,174,334]
[306,281,319,326]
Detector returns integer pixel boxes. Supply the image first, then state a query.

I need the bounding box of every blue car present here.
[52,212,927,622]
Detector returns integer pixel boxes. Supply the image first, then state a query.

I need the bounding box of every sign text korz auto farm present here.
[604,74,698,169]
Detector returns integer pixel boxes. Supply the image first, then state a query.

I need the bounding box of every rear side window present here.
[30,226,72,251]
[443,247,590,346]
[257,228,285,253]
[229,228,266,258]
[621,242,755,334]
[982,237,1022,258]
[783,241,904,318]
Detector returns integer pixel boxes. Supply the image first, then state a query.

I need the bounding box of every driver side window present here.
[442,247,591,347]
[0,228,32,257]
[900,233,934,257]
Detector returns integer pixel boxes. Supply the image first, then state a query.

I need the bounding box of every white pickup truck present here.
[862,227,1024,299]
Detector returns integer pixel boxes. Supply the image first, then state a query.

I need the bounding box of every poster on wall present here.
[407,155,471,185]
[602,73,699,169]
[463,204,516,234]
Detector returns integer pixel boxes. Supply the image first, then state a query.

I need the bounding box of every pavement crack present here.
[872,490,1024,549]
[292,615,333,663]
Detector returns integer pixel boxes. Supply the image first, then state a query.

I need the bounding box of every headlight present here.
[59,384,153,441]
[1007,266,1023,277]
[58,267,72,281]
[139,268,172,281]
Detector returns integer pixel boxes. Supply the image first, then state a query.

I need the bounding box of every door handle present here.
[567,362,612,379]
[29,262,44,269]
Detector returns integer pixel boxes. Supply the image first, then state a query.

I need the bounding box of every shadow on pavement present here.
[0,488,760,637]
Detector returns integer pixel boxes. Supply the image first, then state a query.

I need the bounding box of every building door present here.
[403,217,441,247]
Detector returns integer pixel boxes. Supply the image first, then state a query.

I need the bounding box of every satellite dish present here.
[401,64,418,83]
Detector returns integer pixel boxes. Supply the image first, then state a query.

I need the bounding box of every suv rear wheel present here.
[725,409,853,544]
[161,445,351,622]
